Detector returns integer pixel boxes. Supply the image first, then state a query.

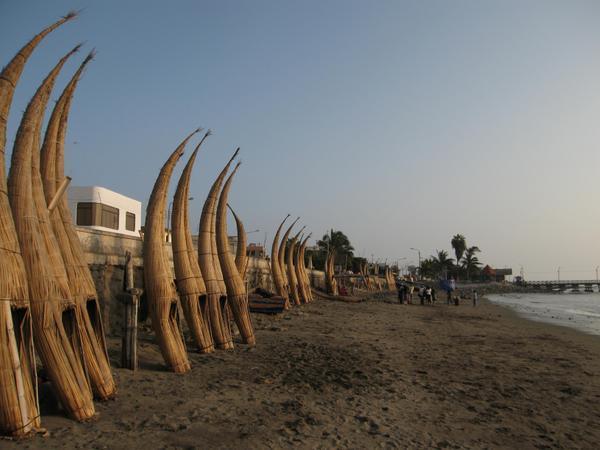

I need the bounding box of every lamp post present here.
[595,266,598,283]
[410,248,421,279]
[557,266,561,282]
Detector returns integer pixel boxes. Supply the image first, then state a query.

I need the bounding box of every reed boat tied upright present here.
[171,132,214,353]
[286,227,305,306]
[8,47,95,421]
[216,163,256,345]
[39,51,116,399]
[198,148,239,349]
[0,12,76,435]
[144,130,200,373]
[227,204,248,281]
[301,239,314,302]
[295,233,312,303]
[270,214,290,307]
[325,250,338,296]
[278,217,300,300]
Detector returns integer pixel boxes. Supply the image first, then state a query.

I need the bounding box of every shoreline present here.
[5,294,600,449]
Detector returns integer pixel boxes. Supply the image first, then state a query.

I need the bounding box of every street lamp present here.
[557,266,561,282]
[410,248,421,279]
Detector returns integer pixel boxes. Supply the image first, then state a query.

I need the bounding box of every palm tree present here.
[461,246,481,280]
[432,250,454,277]
[419,258,435,279]
[317,229,354,269]
[451,234,467,266]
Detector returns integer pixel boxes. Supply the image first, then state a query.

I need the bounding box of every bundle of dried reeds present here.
[7,48,94,421]
[384,267,394,290]
[299,235,312,302]
[0,10,73,436]
[39,52,116,399]
[198,149,238,350]
[171,132,214,353]
[144,131,199,373]
[294,233,312,303]
[286,227,305,306]
[227,205,248,281]
[325,250,338,296]
[277,218,299,300]
[216,164,255,345]
[270,214,290,308]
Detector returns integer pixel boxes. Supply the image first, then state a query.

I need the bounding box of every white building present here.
[68,186,142,237]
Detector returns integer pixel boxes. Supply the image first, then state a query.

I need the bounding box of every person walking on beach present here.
[472,289,478,307]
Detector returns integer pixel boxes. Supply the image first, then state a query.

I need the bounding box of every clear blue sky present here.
[2,1,600,280]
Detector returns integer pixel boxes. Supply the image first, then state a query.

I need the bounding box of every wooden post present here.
[119,251,141,370]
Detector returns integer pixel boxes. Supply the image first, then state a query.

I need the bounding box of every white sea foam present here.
[487,293,600,336]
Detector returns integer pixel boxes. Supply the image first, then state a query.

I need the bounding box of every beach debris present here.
[171,132,214,353]
[247,294,287,314]
[143,130,198,373]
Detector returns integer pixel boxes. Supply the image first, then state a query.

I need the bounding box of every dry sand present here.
[4,294,600,449]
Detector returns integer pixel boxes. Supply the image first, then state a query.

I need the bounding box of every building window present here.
[76,202,120,230]
[76,203,94,226]
[100,205,119,230]
[125,212,136,232]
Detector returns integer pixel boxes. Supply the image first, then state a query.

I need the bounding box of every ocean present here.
[487,292,600,336]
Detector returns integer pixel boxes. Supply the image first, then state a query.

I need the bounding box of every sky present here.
[2,0,600,280]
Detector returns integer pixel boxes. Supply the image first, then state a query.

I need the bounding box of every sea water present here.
[487,293,600,336]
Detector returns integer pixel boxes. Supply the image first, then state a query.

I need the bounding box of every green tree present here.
[419,258,435,278]
[461,246,481,280]
[451,234,467,267]
[432,250,454,278]
[316,229,355,269]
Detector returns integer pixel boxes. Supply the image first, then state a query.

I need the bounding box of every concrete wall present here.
[76,227,324,334]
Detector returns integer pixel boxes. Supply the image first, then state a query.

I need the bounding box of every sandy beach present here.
[4,294,600,449]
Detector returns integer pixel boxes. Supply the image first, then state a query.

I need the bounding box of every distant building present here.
[247,243,265,258]
[68,186,142,237]
[482,265,512,282]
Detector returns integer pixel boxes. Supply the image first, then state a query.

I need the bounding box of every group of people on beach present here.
[396,282,436,304]
[396,277,479,307]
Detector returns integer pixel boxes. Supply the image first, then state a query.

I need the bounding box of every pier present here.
[521,280,600,293]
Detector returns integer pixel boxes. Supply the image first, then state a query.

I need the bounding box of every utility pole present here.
[410,248,421,279]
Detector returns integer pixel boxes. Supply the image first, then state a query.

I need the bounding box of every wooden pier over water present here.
[522,280,600,293]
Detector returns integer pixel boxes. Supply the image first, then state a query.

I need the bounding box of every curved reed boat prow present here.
[295,233,312,303]
[278,217,300,303]
[143,130,199,373]
[216,163,255,345]
[227,204,248,280]
[39,51,116,400]
[8,47,95,421]
[286,226,305,306]
[270,214,290,308]
[172,132,214,353]
[0,11,76,436]
[198,148,239,350]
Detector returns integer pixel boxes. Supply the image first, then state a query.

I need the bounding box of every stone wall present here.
[76,227,324,334]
